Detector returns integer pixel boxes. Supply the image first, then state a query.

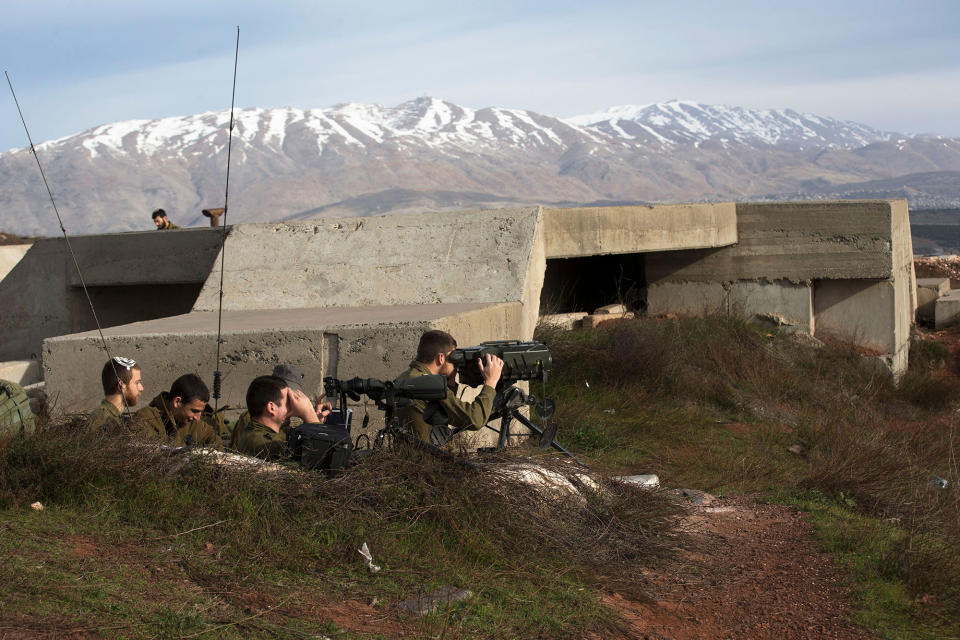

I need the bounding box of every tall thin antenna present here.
[5,70,130,416]
[212,26,240,410]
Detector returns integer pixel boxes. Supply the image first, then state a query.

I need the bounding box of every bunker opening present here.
[540,253,646,315]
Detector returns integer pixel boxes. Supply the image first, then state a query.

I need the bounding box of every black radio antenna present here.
[5,70,131,417]
[212,26,240,410]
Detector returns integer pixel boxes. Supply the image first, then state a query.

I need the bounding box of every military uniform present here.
[134,392,222,448]
[158,221,181,230]
[232,415,291,460]
[84,399,123,432]
[395,360,496,443]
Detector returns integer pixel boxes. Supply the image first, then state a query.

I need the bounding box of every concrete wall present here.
[0,229,223,361]
[647,279,813,331]
[193,207,544,312]
[646,201,899,283]
[0,244,31,282]
[43,302,521,414]
[645,200,912,376]
[917,278,951,323]
[542,203,737,258]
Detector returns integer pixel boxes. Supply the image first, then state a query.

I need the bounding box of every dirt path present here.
[600,496,877,640]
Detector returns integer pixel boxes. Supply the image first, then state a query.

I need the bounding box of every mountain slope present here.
[2,97,959,235]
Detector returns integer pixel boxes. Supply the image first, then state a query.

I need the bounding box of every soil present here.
[598,496,878,640]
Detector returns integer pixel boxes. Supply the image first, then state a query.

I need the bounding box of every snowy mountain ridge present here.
[26,97,897,162]
[3,96,960,236]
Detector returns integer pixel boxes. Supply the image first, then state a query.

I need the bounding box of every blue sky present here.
[2,0,959,152]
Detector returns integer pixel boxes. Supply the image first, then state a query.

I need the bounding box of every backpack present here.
[286,423,353,474]
[0,379,37,436]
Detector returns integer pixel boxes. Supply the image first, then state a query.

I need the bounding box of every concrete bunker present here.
[0,200,916,421]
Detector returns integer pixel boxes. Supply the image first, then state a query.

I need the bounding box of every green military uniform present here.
[158,221,181,230]
[395,360,496,443]
[134,392,222,448]
[84,399,123,432]
[232,415,291,460]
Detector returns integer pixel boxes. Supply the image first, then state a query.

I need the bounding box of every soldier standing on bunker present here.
[85,357,143,432]
[395,330,504,445]
[151,208,180,230]
[233,375,332,460]
[134,374,221,447]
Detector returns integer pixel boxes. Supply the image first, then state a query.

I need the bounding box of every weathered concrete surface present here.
[0,229,223,361]
[647,281,727,317]
[814,280,902,353]
[648,280,813,331]
[0,244,31,283]
[43,302,522,414]
[646,201,903,283]
[935,290,960,329]
[539,312,588,330]
[646,200,913,376]
[542,203,737,258]
[0,359,40,386]
[728,280,813,331]
[917,277,951,323]
[193,208,544,313]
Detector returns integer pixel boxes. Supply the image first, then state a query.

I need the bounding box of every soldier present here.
[134,373,221,447]
[233,375,332,460]
[395,330,503,444]
[229,363,310,443]
[151,208,180,230]
[85,356,143,432]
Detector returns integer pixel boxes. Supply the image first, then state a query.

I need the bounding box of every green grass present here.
[785,490,960,640]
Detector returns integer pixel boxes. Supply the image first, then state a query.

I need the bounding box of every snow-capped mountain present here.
[2,97,959,236]
[566,100,892,148]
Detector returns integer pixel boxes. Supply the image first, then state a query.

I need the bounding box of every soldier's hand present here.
[315,394,333,423]
[478,354,504,388]
[287,388,320,423]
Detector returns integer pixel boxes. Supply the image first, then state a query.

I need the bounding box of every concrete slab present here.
[646,200,904,283]
[917,278,951,295]
[935,290,960,329]
[917,278,951,323]
[647,281,727,316]
[814,279,899,354]
[193,208,543,312]
[0,229,223,361]
[0,360,41,386]
[542,203,737,258]
[0,244,31,283]
[42,302,522,414]
[728,280,813,332]
[539,312,588,330]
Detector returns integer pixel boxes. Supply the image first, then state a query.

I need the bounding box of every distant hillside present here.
[910,208,960,256]
[2,97,960,236]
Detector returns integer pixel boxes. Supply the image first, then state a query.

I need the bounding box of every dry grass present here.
[537,315,960,621]
[0,419,685,638]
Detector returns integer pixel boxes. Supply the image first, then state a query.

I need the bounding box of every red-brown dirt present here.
[595,496,878,640]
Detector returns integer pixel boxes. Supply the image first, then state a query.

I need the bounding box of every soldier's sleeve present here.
[398,399,432,443]
[440,384,496,431]
[246,429,288,460]
[191,421,223,450]
[132,407,165,440]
